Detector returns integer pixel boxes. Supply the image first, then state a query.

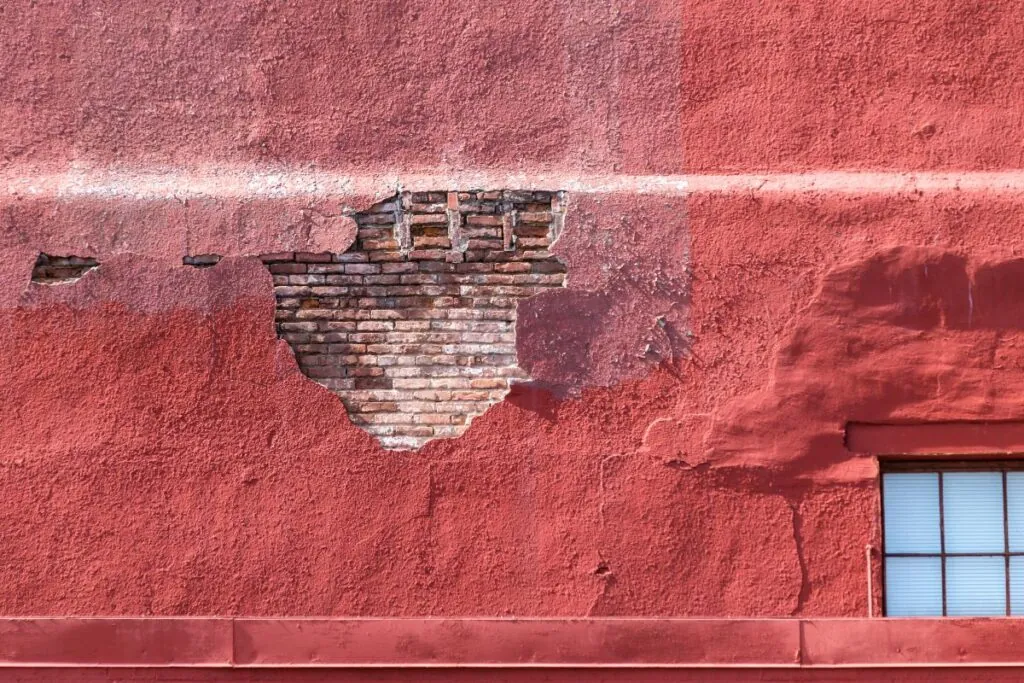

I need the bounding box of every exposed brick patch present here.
[183,254,222,268]
[263,190,567,450]
[31,254,99,284]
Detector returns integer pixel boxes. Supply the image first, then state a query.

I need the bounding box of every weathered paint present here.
[0,0,682,173]
[682,1,1024,171]
[11,189,1024,618]
[2,0,1024,651]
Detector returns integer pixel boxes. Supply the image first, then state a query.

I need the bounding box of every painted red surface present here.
[8,191,1024,617]
[683,1,1024,171]
[232,618,796,667]
[2,0,1024,654]
[0,619,231,667]
[0,618,799,667]
[0,0,681,174]
[0,617,1022,668]
[846,421,1024,456]
[0,196,360,266]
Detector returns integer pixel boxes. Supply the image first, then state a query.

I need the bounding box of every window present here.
[882,462,1024,616]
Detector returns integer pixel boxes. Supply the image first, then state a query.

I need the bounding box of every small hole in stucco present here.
[183,254,222,268]
[31,253,99,284]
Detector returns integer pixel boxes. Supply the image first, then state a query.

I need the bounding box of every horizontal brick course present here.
[263,190,566,449]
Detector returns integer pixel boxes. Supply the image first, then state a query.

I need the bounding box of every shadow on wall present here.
[700,246,1024,486]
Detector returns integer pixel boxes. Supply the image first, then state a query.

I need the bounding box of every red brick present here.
[269,263,308,274]
[295,252,334,263]
[345,263,381,274]
[259,251,295,262]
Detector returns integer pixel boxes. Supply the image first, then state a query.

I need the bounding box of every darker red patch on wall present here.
[13,192,1024,618]
[0,243,803,617]
[834,250,972,330]
[683,1,1024,170]
[971,258,1024,328]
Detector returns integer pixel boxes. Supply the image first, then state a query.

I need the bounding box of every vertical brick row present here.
[263,190,567,450]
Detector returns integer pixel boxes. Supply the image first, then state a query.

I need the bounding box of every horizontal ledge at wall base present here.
[2,618,1024,668]
[846,421,1024,456]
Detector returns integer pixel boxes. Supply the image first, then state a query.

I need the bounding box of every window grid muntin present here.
[1004,472,1011,613]
[881,461,1024,617]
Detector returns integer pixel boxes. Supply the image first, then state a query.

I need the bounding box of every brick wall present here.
[262,190,567,449]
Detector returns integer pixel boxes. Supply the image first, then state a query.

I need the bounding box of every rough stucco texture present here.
[9,192,1024,616]
[683,1,1024,171]
[4,0,1024,618]
[0,0,682,173]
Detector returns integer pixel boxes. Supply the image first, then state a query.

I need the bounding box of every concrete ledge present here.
[232,619,798,667]
[846,421,1024,456]
[0,619,232,667]
[0,618,1022,668]
[801,619,1024,666]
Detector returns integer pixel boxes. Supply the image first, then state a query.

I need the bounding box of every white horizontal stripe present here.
[1,168,688,200]
[7,168,1024,199]
[685,171,1024,195]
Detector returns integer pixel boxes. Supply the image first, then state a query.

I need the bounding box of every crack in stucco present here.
[788,498,812,617]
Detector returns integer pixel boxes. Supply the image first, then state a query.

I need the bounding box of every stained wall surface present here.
[1,0,1023,618]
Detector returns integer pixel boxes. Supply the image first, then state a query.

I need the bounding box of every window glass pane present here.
[885,556,943,616]
[1007,473,1024,552]
[883,473,941,553]
[1010,557,1024,616]
[944,472,1005,553]
[947,556,1006,616]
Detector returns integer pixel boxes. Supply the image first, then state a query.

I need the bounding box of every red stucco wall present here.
[2,0,1023,622]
